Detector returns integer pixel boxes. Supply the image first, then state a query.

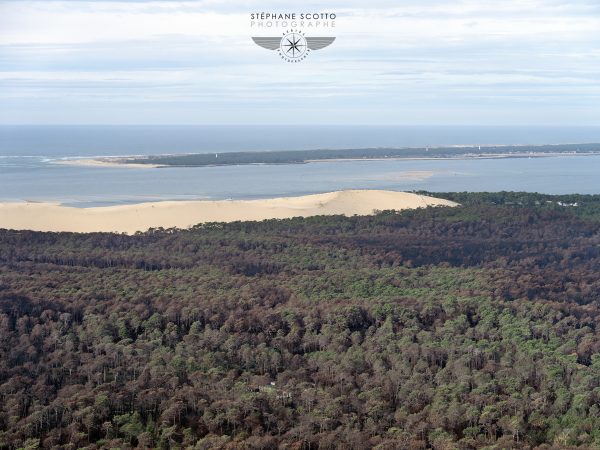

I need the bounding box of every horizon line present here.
[2,124,600,128]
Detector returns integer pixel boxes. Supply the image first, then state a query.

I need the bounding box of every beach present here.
[0,190,457,234]
[55,158,164,169]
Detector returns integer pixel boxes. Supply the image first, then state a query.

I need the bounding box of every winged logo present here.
[252,32,335,62]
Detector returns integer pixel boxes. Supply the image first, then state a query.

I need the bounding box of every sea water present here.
[1,125,600,206]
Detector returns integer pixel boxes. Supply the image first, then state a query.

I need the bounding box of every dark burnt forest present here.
[2,192,600,449]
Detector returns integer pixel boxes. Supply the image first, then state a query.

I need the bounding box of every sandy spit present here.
[55,151,600,170]
[0,190,458,234]
[54,158,163,169]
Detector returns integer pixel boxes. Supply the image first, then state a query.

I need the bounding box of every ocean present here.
[1,125,600,206]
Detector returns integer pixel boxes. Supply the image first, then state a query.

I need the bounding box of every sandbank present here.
[0,190,457,234]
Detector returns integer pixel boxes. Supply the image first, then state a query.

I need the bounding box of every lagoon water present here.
[1,125,600,206]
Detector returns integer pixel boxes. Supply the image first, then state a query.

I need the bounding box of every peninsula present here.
[60,143,600,168]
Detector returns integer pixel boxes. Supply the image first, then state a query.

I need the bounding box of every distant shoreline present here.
[52,143,600,169]
[306,152,600,163]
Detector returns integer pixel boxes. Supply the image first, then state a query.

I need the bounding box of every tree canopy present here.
[1,193,600,449]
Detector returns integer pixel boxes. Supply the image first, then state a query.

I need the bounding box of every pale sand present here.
[0,190,457,234]
[55,158,163,169]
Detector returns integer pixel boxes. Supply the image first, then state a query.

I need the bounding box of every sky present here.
[0,0,599,125]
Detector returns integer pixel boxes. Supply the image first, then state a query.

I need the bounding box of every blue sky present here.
[0,0,599,125]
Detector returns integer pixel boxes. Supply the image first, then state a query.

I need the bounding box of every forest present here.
[122,144,600,167]
[2,192,600,449]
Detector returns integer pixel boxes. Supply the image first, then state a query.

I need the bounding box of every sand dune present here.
[0,190,457,234]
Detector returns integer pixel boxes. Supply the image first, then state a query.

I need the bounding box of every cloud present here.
[0,0,599,124]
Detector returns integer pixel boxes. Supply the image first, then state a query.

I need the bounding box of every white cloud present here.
[0,0,599,124]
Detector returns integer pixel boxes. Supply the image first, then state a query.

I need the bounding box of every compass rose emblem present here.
[252,30,335,63]
[281,31,307,60]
